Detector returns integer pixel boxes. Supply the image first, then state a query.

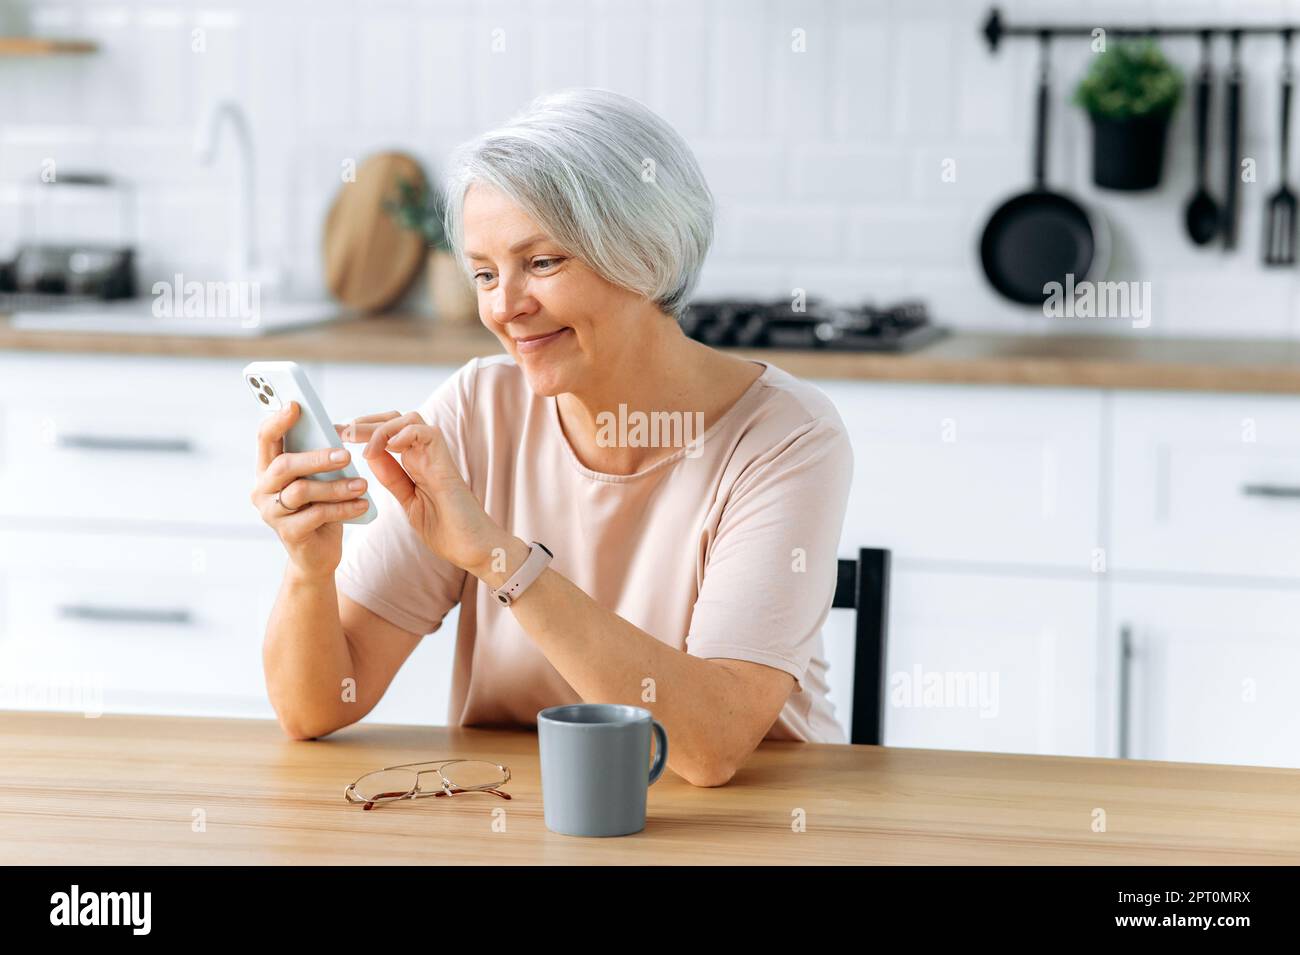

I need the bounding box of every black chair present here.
[832,548,891,746]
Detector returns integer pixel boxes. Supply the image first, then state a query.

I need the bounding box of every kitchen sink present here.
[9,299,352,336]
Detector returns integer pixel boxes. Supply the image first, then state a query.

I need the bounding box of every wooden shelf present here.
[0,37,98,56]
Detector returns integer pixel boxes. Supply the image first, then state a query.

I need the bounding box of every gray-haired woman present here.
[251,88,853,786]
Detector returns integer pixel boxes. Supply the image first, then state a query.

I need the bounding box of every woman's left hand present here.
[338,411,507,577]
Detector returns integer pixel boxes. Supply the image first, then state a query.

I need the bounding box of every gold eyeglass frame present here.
[344,759,512,810]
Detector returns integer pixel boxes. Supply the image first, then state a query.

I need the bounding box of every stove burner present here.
[680,298,946,352]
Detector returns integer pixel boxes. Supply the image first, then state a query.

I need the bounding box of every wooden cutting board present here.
[322,151,428,313]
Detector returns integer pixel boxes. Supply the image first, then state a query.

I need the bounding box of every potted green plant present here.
[385,176,478,325]
[1074,40,1183,191]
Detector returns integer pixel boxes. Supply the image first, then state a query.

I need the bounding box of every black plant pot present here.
[1089,113,1171,191]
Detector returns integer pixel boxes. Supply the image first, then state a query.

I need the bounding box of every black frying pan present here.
[980,35,1108,305]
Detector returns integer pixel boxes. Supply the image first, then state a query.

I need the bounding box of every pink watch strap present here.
[491,541,553,606]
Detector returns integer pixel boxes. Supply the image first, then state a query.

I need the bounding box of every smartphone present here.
[242,360,377,524]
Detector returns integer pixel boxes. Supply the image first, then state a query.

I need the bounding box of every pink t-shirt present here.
[336,354,853,743]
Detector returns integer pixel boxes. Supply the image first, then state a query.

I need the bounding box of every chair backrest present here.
[832,548,891,746]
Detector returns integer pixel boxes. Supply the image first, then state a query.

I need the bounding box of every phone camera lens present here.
[258,393,269,405]
[248,376,259,388]
[262,384,274,397]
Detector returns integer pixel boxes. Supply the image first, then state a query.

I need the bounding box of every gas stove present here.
[680,297,946,352]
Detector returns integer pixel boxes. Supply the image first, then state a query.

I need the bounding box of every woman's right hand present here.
[251,401,370,581]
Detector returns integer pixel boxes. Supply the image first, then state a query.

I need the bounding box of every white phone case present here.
[242,360,377,524]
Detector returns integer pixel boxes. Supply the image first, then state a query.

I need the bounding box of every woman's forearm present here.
[262,568,358,739]
[477,538,765,787]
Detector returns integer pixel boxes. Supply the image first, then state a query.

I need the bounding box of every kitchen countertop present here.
[2,710,1298,864]
[5,311,1300,393]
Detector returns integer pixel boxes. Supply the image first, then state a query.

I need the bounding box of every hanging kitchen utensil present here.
[1265,30,1296,266]
[1184,32,1221,246]
[1222,31,1243,250]
[322,151,428,313]
[980,33,1109,305]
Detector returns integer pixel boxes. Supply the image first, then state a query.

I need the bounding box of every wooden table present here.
[2,711,1298,864]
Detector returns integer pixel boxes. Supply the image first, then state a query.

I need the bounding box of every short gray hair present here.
[443,88,714,318]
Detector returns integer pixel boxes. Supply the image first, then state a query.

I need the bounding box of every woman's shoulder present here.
[711,363,854,519]
[705,361,852,487]
[744,362,849,441]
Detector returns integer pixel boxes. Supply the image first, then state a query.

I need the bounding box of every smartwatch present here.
[491,541,553,606]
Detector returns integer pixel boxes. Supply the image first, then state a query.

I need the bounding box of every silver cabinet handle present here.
[1118,624,1134,759]
[58,603,194,625]
[55,434,194,453]
[1242,483,1300,498]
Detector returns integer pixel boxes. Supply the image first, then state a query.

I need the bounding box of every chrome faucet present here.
[194,100,259,281]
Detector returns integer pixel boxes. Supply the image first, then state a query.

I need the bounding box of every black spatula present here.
[1223,31,1243,250]
[1185,32,1220,246]
[1265,30,1296,266]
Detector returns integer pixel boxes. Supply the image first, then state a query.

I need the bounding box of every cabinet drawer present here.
[1110,582,1300,768]
[315,362,459,421]
[0,529,285,712]
[816,381,1102,567]
[1109,392,1300,578]
[875,568,1100,757]
[0,353,299,528]
[316,362,459,503]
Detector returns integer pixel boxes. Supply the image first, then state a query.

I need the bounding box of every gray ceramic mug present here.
[537,703,668,837]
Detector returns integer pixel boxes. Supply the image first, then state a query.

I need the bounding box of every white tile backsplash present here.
[4,0,1300,334]
[709,1,772,138]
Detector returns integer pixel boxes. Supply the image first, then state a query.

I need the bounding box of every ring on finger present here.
[275,490,302,514]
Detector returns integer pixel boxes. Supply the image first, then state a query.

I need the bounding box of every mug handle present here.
[648,719,668,786]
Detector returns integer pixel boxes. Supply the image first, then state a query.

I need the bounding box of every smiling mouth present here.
[512,327,571,353]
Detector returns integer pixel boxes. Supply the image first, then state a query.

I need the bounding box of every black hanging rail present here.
[983,6,1299,52]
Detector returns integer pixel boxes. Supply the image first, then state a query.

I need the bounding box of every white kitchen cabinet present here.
[0,353,319,530]
[317,361,458,509]
[0,527,283,718]
[0,517,458,727]
[361,605,459,727]
[0,354,465,727]
[1110,390,1300,580]
[814,380,1102,570]
[1108,581,1300,769]
[314,361,459,423]
[879,567,1101,757]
